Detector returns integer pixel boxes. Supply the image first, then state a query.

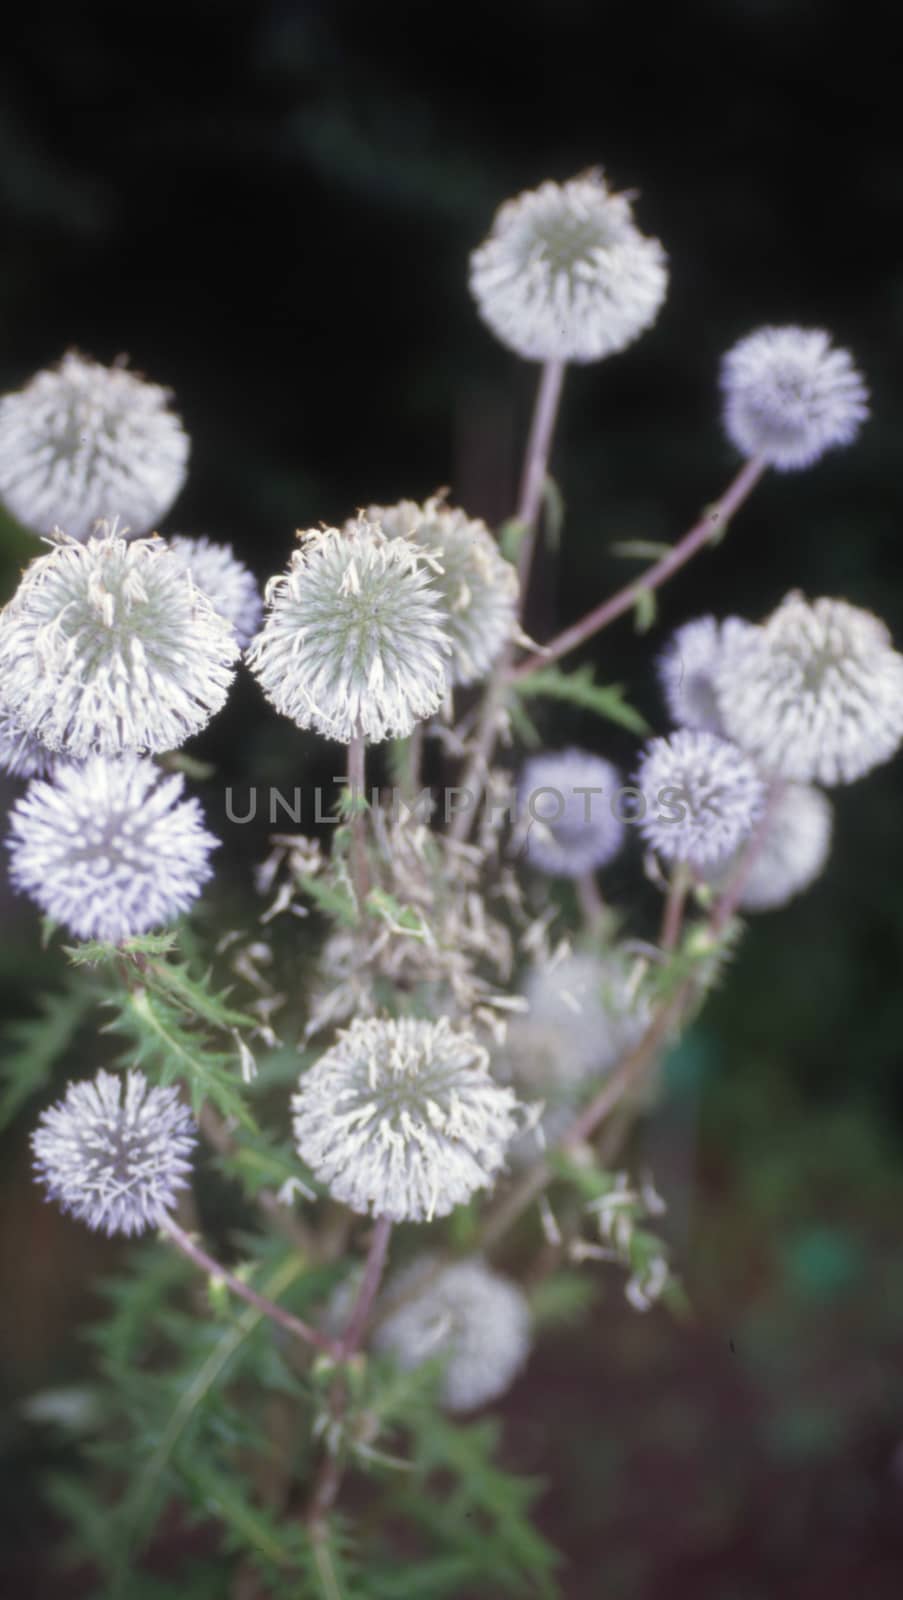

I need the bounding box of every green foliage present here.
[512,664,650,735]
[0,976,97,1128]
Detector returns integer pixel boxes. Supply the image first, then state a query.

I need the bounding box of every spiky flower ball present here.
[0,531,237,757]
[715,593,903,785]
[248,521,452,744]
[0,352,189,540]
[707,782,833,912]
[0,708,56,781]
[504,950,650,1096]
[364,498,518,685]
[7,754,218,942]
[167,535,263,650]
[657,615,756,735]
[469,171,668,364]
[516,748,624,878]
[292,1017,520,1223]
[636,729,766,870]
[32,1069,196,1236]
[720,327,868,471]
[373,1257,531,1412]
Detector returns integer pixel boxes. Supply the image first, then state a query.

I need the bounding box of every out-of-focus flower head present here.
[0,352,189,539]
[720,326,868,471]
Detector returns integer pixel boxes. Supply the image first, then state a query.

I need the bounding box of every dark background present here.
[3,2,903,1595]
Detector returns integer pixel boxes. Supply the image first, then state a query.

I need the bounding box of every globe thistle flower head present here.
[248,520,452,744]
[0,708,56,781]
[656,615,756,735]
[503,949,651,1097]
[469,171,668,364]
[7,753,218,943]
[32,1069,196,1236]
[364,497,518,685]
[706,782,833,912]
[374,1257,531,1412]
[636,729,767,870]
[167,535,263,650]
[0,352,189,540]
[516,747,624,878]
[0,530,238,757]
[291,1016,520,1222]
[720,326,869,471]
[714,593,903,785]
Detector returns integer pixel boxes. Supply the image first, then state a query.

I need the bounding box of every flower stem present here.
[449,358,568,843]
[160,1214,339,1357]
[660,864,692,952]
[339,1215,393,1357]
[347,729,370,901]
[510,455,767,681]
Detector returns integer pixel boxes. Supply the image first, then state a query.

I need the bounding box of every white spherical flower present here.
[7,754,218,942]
[469,171,668,364]
[291,1016,520,1223]
[167,535,263,650]
[374,1257,531,1412]
[505,950,650,1096]
[636,729,766,870]
[657,615,756,735]
[715,593,903,785]
[364,498,518,685]
[516,748,624,878]
[32,1069,196,1236]
[248,521,452,745]
[0,352,189,540]
[0,531,237,757]
[720,326,869,471]
[706,782,833,912]
[0,708,56,781]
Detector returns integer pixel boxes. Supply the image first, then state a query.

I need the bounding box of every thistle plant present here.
[1,166,898,1600]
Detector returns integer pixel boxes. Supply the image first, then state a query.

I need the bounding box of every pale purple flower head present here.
[720,326,868,471]
[516,748,624,878]
[32,1069,196,1236]
[636,729,766,871]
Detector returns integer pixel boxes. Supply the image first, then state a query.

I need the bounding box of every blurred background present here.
[2,1,903,1594]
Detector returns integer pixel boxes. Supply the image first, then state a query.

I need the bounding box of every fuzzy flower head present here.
[32,1069,196,1236]
[292,1016,520,1223]
[657,615,756,735]
[715,593,903,785]
[166,535,263,650]
[501,949,650,1099]
[0,708,56,781]
[7,754,218,943]
[363,498,518,685]
[516,748,625,878]
[0,352,189,540]
[0,530,237,757]
[636,729,766,870]
[248,520,452,744]
[374,1257,531,1412]
[469,171,668,364]
[706,782,833,912]
[720,327,868,471]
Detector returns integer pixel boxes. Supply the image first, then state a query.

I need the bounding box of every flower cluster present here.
[32,1069,196,1236]
[248,521,452,744]
[0,530,238,758]
[292,1017,520,1222]
[0,352,189,540]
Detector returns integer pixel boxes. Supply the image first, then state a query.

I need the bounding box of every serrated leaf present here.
[64,931,178,967]
[0,982,96,1128]
[105,986,257,1131]
[513,665,650,735]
